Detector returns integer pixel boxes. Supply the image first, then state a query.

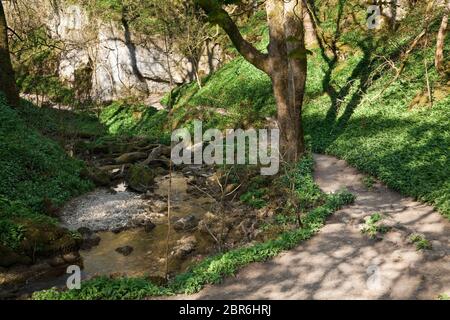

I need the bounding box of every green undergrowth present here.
[164,58,275,131]
[0,96,93,255]
[33,155,355,300]
[99,101,170,144]
[18,101,106,140]
[162,17,449,218]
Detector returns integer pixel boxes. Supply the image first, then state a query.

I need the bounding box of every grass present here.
[362,176,376,190]
[361,213,390,239]
[304,47,450,218]
[0,95,93,256]
[409,233,432,251]
[438,293,450,300]
[18,101,106,140]
[32,155,355,299]
[99,100,170,144]
[0,98,93,213]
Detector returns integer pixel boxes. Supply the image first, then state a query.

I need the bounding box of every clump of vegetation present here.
[438,293,449,300]
[99,100,170,144]
[18,100,105,140]
[0,97,93,212]
[239,175,270,209]
[361,213,390,239]
[362,176,376,190]
[409,233,432,251]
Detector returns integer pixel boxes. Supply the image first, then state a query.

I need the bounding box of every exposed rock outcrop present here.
[11,3,224,102]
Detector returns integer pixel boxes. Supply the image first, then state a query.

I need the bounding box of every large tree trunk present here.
[267,0,297,163]
[283,0,307,161]
[435,1,449,74]
[266,0,306,162]
[0,1,20,107]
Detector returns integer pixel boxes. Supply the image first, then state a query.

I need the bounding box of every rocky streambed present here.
[61,172,218,280]
[0,138,270,299]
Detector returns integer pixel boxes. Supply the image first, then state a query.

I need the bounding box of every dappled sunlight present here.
[176,154,449,300]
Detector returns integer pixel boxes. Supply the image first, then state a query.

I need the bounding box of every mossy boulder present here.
[0,245,32,268]
[3,218,82,267]
[80,167,112,187]
[126,165,155,192]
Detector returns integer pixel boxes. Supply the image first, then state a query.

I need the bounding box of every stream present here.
[2,172,218,298]
[76,173,216,279]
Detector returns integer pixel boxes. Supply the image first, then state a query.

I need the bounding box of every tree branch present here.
[195,0,269,73]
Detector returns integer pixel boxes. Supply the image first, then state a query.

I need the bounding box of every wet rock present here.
[77,227,101,250]
[80,167,111,187]
[198,212,226,236]
[131,217,156,232]
[111,226,125,234]
[172,236,197,258]
[173,215,198,231]
[151,199,168,213]
[116,246,134,256]
[127,165,155,192]
[0,245,32,268]
[48,256,66,267]
[62,252,81,264]
[143,221,156,233]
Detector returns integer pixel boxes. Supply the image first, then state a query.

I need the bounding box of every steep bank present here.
[0,96,93,272]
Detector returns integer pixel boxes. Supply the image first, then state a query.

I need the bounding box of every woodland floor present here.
[169,154,450,300]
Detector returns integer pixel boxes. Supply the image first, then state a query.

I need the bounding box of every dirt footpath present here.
[174,154,449,300]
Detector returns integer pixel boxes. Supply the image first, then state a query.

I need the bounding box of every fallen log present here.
[115,152,148,164]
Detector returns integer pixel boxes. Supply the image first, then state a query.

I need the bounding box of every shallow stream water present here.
[79,173,216,278]
[3,173,217,297]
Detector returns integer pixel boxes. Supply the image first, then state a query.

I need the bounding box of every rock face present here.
[14,3,224,102]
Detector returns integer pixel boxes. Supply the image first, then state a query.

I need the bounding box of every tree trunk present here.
[283,0,307,161]
[435,1,449,74]
[266,0,306,162]
[0,1,20,107]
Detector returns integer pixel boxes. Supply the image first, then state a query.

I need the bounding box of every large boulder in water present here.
[173,215,198,231]
[80,167,111,187]
[126,165,155,192]
[0,245,32,268]
[171,236,197,259]
[115,246,134,256]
